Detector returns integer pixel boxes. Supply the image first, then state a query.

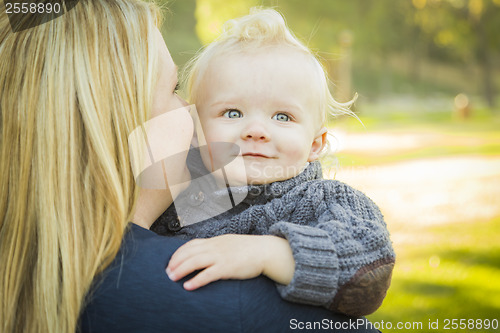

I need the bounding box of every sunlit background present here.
[161,0,500,330]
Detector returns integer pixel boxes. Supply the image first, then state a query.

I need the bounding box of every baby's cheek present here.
[181,113,195,146]
[203,128,240,151]
[199,125,224,143]
[204,132,220,143]
[283,138,310,160]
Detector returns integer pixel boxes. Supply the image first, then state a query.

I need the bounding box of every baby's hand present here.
[166,234,265,290]
[166,234,294,290]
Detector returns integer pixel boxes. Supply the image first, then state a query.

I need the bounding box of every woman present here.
[0,1,379,332]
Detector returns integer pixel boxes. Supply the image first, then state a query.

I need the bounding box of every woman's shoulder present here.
[79,224,240,332]
[80,225,380,333]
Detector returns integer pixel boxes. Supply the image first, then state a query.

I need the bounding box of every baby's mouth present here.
[242,153,272,158]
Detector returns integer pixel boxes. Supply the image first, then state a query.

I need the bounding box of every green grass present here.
[330,106,500,133]
[333,107,500,331]
[329,107,500,166]
[367,218,500,332]
[336,143,500,167]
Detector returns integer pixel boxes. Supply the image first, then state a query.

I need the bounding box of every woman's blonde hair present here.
[184,8,356,128]
[0,1,162,332]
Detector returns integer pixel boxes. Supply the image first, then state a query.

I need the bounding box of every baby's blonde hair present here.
[184,7,356,128]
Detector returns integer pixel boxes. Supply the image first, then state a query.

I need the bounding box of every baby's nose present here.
[241,121,270,141]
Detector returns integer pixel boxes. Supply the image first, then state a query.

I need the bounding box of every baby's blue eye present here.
[223,109,242,118]
[273,113,290,122]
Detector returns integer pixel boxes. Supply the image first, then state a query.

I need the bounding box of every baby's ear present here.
[308,127,328,162]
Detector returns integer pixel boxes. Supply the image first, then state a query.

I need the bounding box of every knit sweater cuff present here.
[269,222,339,308]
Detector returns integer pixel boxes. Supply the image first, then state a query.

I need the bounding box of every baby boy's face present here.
[194,47,325,185]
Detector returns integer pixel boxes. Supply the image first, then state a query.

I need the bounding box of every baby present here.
[152,8,395,316]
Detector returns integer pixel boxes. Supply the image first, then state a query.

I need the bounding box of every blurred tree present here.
[160,0,202,66]
[195,0,259,44]
[411,0,500,107]
[259,0,419,97]
[184,0,499,106]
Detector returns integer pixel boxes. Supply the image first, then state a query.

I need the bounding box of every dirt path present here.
[331,156,500,231]
[329,129,498,155]
[323,128,500,245]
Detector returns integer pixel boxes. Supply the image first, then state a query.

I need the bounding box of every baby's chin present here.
[245,174,291,185]
[205,164,289,187]
[200,153,306,186]
[243,161,307,185]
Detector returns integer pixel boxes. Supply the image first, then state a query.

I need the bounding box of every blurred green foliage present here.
[160,0,200,67]
[161,0,500,108]
[195,0,258,44]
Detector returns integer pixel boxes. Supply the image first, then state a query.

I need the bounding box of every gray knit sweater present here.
[152,149,395,316]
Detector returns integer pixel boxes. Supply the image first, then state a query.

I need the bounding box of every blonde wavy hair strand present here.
[0,1,162,332]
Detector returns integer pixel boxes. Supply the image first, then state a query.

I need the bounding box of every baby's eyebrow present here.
[273,102,302,112]
[209,100,234,108]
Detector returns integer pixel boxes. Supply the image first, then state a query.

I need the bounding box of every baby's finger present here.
[167,239,207,271]
[183,266,224,291]
[167,253,213,282]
